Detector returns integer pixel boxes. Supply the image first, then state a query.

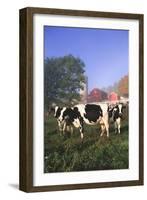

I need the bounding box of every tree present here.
[44,55,85,110]
[118,75,128,97]
[101,75,128,98]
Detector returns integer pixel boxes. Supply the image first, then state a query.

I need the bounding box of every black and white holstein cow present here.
[54,103,109,139]
[54,106,82,136]
[107,103,125,134]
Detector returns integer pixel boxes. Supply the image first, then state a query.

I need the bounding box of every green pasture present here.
[44,114,129,173]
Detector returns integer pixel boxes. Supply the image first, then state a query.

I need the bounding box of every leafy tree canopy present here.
[44,54,85,110]
[118,75,128,97]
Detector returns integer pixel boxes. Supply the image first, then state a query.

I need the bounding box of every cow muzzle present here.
[119,113,123,118]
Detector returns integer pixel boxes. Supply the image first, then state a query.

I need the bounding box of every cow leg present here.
[70,126,73,135]
[100,118,109,137]
[114,121,117,134]
[100,124,105,137]
[79,126,84,139]
[116,118,121,134]
[104,119,109,137]
[106,125,109,137]
[99,119,105,136]
[63,122,67,135]
[72,117,84,139]
[118,124,121,134]
[58,121,63,135]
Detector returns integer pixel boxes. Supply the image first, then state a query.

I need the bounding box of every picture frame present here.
[19,7,144,192]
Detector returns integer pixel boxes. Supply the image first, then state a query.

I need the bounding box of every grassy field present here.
[44,114,128,173]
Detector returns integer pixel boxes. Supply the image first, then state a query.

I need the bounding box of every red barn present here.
[88,88,107,102]
[108,92,120,102]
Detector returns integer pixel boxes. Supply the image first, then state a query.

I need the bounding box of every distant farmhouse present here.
[79,77,127,104]
[108,92,120,102]
[87,88,108,103]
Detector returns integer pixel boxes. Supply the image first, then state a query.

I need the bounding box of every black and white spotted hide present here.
[108,103,125,134]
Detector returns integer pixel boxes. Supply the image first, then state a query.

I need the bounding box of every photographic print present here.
[19,7,143,192]
[44,26,129,173]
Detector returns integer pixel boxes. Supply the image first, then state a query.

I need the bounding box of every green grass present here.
[44,114,129,173]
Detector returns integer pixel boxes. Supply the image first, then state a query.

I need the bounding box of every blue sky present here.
[44,26,128,92]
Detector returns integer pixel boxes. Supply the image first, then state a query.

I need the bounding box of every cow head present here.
[107,104,115,118]
[113,103,126,119]
[53,106,63,118]
[108,103,125,120]
[51,106,64,131]
[118,103,126,117]
[118,103,123,117]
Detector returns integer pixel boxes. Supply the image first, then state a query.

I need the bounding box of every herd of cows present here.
[50,102,128,139]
